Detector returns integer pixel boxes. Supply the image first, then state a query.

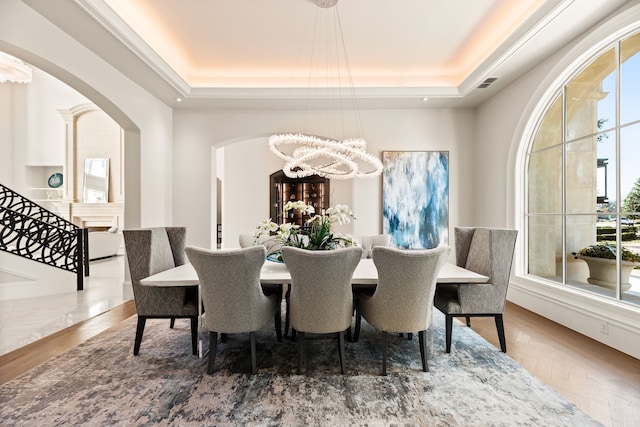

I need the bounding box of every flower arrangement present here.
[254,201,359,259]
[572,244,640,263]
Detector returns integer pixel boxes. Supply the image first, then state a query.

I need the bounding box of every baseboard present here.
[508,276,640,359]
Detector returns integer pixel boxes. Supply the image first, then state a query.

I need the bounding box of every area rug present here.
[0,310,600,426]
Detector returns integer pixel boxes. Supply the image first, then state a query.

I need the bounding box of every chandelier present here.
[0,52,32,84]
[269,0,382,180]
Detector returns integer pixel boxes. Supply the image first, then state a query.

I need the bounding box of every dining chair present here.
[433,227,518,353]
[356,246,450,375]
[358,234,392,258]
[281,246,362,374]
[238,234,289,338]
[185,245,282,374]
[123,227,199,356]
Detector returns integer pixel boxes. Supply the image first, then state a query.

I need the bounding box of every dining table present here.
[140,258,489,287]
[140,258,489,357]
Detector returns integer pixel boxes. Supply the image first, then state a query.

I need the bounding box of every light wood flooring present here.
[1,300,638,426]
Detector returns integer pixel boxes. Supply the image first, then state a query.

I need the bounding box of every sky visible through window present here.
[597,52,640,207]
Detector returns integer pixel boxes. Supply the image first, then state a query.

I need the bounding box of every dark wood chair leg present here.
[190,316,198,355]
[170,317,175,328]
[274,309,283,343]
[407,333,413,340]
[382,331,388,376]
[291,328,297,341]
[297,331,305,374]
[338,330,346,374]
[354,305,362,342]
[133,317,146,355]
[250,331,257,374]
[208,331,218,375]
[284,286,291,337]
[419,330,428,372]
[445,315,453,353]
[495,314,507,352]
[466,317,471,327]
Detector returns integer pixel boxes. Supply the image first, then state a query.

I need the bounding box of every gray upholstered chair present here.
[123,227,198,356]
[356,246,450,375]
[185,245,281,374]
[281,246,362,374]
[434,227,518,353]
[358,234,392,258]
[239,233,289,338]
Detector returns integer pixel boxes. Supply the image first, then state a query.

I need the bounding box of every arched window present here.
[526,31,640,304]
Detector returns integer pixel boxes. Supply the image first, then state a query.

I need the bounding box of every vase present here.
[577,255,637,292]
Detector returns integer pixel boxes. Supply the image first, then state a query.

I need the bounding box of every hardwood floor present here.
[1,300,638,426]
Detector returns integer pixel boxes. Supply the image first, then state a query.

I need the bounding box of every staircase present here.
[0,183,88,298]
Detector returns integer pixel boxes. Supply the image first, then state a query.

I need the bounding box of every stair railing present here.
[0,183,87,290]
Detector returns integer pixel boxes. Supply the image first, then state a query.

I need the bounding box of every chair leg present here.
[495,314,507,352]
[190,316,198,355]
[207,331,218,375]
[170,317,175,328]
[466,317,471,327]
[419,330,428,372]
[284,286,291,337]
[381,331,388,376]
[274,289,283,342]
[338,330,346,374]
[354,305,362,342]
[445,315,453,353]
[407,333,413,340]
[296,331,305,374]
[250,331,257,374]
[133,317,146,355]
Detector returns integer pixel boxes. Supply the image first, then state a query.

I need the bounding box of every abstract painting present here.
[382,151,449,249]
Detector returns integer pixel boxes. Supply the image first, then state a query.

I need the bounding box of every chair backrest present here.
[370,246,450,332]
[238,234,254,248]
[359,234,392,258]
[282,246,362,334]
[123,227,186,286]
[122,227,188,316]
[185,245,274,333]
[455,227,518,312]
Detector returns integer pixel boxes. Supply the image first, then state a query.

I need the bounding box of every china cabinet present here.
[269,171,330,226]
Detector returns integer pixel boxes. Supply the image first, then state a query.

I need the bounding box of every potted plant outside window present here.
[573,244,640,291]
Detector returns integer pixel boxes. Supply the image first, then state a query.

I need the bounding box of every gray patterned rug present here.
[0,309,600,426]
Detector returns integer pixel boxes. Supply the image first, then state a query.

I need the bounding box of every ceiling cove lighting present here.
[0,52,32,84]
[268,0,382,180]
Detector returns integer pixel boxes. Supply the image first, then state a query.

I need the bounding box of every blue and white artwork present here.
[382,151,449,249]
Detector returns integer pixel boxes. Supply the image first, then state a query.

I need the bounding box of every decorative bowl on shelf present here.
[47,173,63,188]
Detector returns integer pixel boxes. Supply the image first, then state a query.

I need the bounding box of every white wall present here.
[173,108,476,250]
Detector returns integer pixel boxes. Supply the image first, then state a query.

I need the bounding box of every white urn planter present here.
[577,255,637,292]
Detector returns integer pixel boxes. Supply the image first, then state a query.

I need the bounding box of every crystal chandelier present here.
[0,52,32,84]
[269,0,382,180]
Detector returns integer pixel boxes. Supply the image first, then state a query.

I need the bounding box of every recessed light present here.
[176,97,182,102]
[422,97,428,102]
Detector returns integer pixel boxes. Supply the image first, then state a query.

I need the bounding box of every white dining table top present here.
[140,258,488,287]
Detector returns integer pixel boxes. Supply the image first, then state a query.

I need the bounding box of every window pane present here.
[531,95,562,152]
[528,214,562,284]
[565,135,595,214]
[620,32,640,125]
[621,123,640,215]
[566,48,616,142]
[528,146,562,213]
